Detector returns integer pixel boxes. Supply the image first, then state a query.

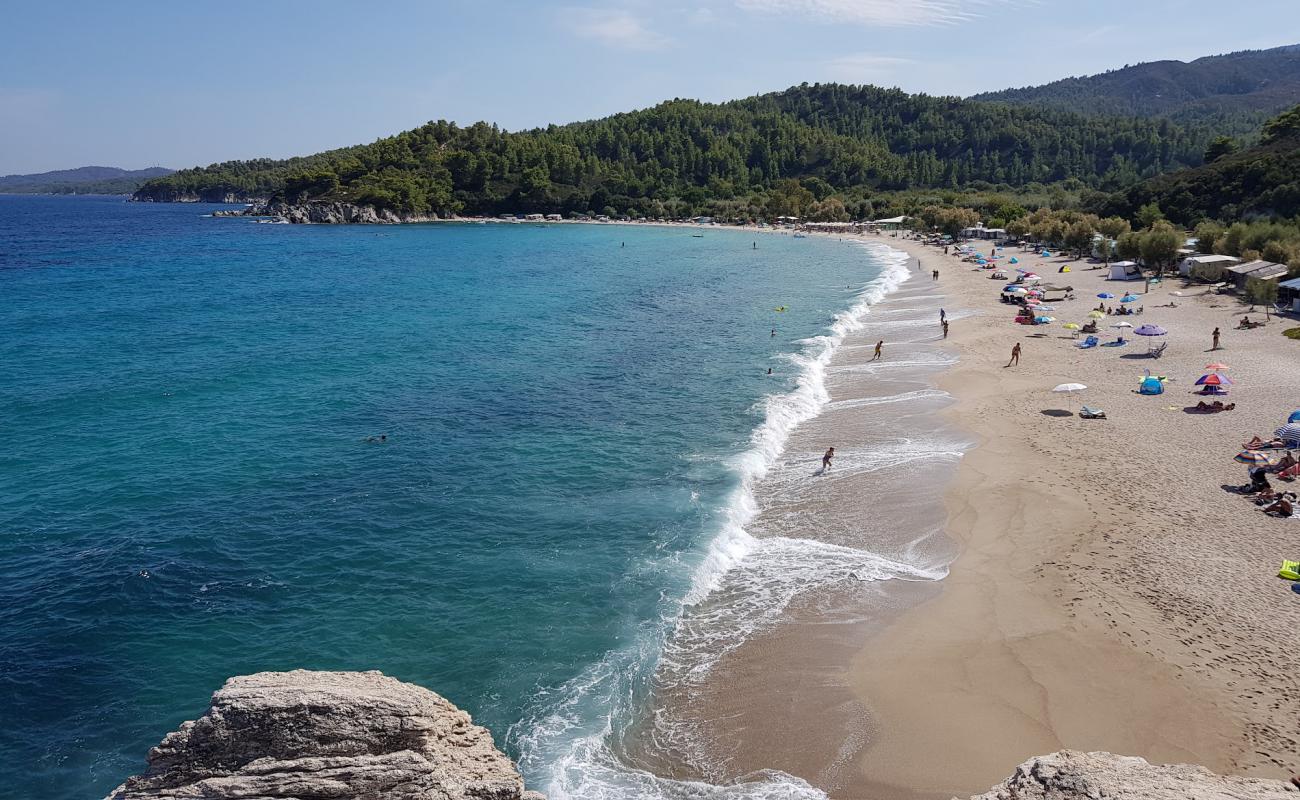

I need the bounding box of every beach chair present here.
[1079,406,1107,419]
[1149,342,1167,358]
[1076,335,1099,349]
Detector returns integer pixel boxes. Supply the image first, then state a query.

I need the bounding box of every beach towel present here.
[1079,406,1106,419]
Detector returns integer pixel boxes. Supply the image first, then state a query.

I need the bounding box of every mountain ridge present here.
[0,166,174,195]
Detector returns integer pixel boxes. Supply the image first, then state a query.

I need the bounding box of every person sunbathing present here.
[1260,494,1295,517]
[1244,436,1285,449]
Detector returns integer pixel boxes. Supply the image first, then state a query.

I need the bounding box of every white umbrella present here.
[1052,383,1087,412]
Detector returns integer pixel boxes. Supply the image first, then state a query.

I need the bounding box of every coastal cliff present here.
[134,188,259,204]
[969,751,1295,799]
[106,670,544,800]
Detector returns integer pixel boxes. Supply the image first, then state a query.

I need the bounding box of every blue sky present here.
[1,0,1296,174]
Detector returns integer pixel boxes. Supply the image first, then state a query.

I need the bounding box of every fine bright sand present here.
[847,234,1300,798]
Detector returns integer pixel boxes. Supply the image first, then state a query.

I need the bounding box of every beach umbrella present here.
[1035,316,1055,323]
[1134,324,1167,336]
[1275,423,1300,446]
[1062,322,1080,330]
[1204,362,1230,370]
[1007,287,1028,295]
[1088,310,1106,319]
[1052,382,1087,411]
[1289,410,1300,423]
[1235,450,1274,466]
[1120,294,1139,303]
[1111,322,1134,329]
[1097,292,1115,299]
[1194,373,1232,387]
[1009,257,1019,264]
[1025,298,1042,305]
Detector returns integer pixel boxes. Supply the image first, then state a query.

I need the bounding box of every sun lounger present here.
[1079,406,1106,419]
[1076,335,1099,349]
[1149,341,1167,358]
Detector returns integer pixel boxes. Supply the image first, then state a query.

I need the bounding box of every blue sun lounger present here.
[1076,335,1099,349]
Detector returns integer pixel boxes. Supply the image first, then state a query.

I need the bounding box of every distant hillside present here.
[1107,104,1300,224]
[972,45,1300,134]
[134,83,1214,217]
[0,166,174,195]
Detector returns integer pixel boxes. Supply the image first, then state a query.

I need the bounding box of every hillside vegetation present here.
[1,166,173,195]
[134,84,1213,217]
[1105,104,1300,225]
[972,45,1300,136]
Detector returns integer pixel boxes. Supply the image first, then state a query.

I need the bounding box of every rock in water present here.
[107,670,544,800]
[968,751,1295,800]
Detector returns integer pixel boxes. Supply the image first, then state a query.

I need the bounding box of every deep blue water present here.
[0,195,885,799]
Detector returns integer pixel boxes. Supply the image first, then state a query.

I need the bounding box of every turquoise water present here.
[0,195,892,799]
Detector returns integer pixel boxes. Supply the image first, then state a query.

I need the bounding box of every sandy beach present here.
[637,223,1300,799]
[847,233,1300,797]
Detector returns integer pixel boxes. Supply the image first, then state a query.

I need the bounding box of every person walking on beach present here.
[1212,327,1221,350]
[822,447,835,472]
[872,340,884,361]
[939,308,946,323]
[1006,342,1021,367]
[942,320,949,339]
[932,269,940,281]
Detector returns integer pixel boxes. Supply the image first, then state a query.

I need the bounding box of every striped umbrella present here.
[1195,373,1232,387]
[1235,450,1274,465]
[1275,423,1300,446]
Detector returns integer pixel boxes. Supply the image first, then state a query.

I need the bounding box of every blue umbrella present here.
[1009,257,1019,264]
[1133,324,1167,336]
[1120,294,1139,303]
[1097,292,1115,299]
[1287,410,1300,423]
[1276,422,1300,446]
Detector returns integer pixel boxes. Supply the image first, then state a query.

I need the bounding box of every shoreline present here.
[633,234,972,795]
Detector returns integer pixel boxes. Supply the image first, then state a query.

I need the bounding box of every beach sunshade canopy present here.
[1194,373,1232,387]
[1009,257,1019,263]
[1289,410,1300,423]
[1276,423,1300,445]
[1235,450,1274,465]
[1097,292,1115,299]
[1053,383,1087,393]
[1134,324,1167,336]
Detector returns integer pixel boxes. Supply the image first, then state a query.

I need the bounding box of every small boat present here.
[793,233,807,239]
[692,234,704,238]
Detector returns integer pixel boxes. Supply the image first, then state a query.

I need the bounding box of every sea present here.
[0,195,917,799]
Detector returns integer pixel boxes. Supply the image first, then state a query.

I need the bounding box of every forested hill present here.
[1,165,173,195]
[972,45,1300,133]
[133,84,1212,218]
[1107,104,1300,225]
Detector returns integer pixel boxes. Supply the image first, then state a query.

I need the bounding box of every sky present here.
[1,0,1297,175]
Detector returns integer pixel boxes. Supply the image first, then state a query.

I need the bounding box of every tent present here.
[1107,261,1143,281]
[1138,376,1164,395]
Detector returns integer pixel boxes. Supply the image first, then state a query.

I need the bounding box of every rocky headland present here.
[209,200,441,224]
[106,670,543,800]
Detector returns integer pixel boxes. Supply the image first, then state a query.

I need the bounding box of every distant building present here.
[1227,260,1288,291]
[544,213,562,221]
[524,213,544,221]
[1278,276,1300,312]
[1179,253,1239,279]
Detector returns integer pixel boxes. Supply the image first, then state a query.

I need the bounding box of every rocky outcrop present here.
[107,670,544,800]
[968,751,1296,800]
[249,200,441,224]
[134,189,260,204]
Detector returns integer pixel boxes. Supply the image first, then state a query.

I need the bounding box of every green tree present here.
[1096,216,1130,240]
[1139,221,1182,278]
[1203,136,1237,163]
[1064,221,1096,259]
[1135,202,1165,228]
[1117,231,1144,262]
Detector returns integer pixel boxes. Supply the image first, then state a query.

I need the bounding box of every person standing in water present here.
[872,340,883,361]
[771,328,776,338]
[822,447,835,471]
[942,320,949,339]
[940,308,946,323]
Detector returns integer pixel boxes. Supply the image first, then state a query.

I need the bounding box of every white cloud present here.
[735,0,1030,28]
[568,8,672,50]
[823,53,914,83]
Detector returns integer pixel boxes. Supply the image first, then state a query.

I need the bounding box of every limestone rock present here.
[107,670,544,800]
[251,200,440,224]
[968,751,1295,800]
